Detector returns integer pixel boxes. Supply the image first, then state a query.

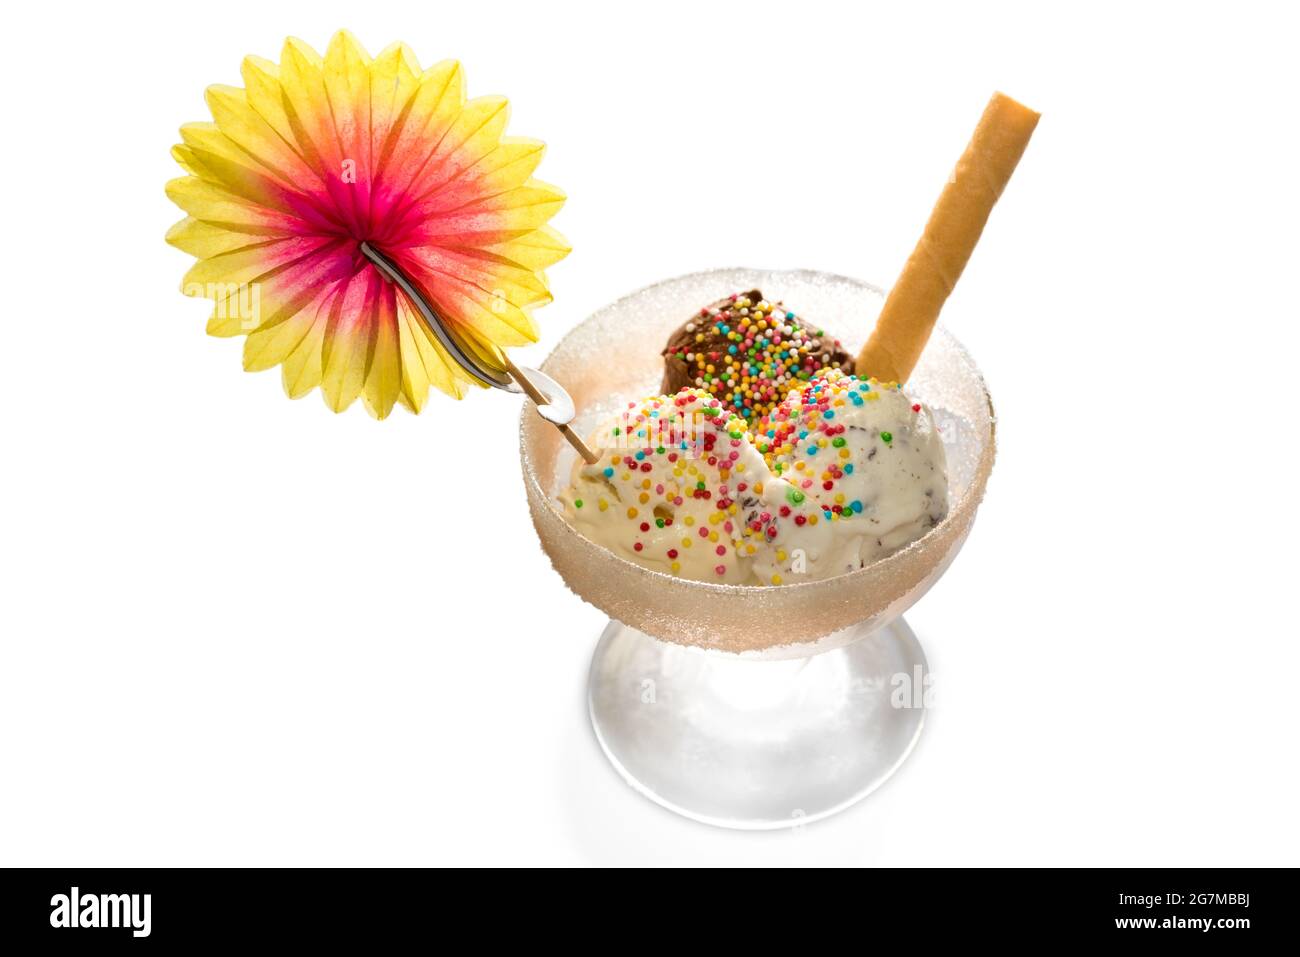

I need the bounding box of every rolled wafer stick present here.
[857,92,1039,383]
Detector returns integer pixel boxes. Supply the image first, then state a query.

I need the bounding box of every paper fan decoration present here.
[165,30,569,418]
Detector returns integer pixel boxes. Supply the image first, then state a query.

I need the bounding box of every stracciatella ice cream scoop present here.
[747,370,948,584]
[565,389,776,584]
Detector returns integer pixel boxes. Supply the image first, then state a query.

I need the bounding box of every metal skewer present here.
[360,242,598,464]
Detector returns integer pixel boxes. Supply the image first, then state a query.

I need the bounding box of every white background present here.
[2,1,1297,866]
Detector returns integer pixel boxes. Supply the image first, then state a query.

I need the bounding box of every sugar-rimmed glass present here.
[521,268,994,828]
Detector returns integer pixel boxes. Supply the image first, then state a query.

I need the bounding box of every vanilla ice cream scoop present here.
[746,371,948,585]
[565,389,775,584]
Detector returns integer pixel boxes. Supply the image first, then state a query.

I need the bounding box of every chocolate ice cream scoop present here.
[660,290,854,422]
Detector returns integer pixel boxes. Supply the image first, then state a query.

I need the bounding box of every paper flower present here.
[166,30,569,418]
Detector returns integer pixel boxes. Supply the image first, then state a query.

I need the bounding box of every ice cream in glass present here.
[565,365,949,587]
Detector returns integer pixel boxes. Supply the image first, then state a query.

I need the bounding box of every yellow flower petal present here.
[322,30,374,232]
[203,85,323,192]
[420,179,566,242]
[396,297,472,408]
[362,285,401,419]
[369,42,424,159]
[481,225,572,271]
[165,177,298,234]
[242,286,331,372]
[277,37,335,182]
[281,298,330,399]
[320,272,375,413]
[180,235,336,290]
[178,122,301,214]
[377,59,463,198]
[457,137,547,197]
[166,218,264,259]
[405,95,509,200]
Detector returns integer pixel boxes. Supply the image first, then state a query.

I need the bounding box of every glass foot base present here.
[587,619,928,830]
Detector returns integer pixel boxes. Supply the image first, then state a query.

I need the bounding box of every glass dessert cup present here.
[521,268,995,829]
